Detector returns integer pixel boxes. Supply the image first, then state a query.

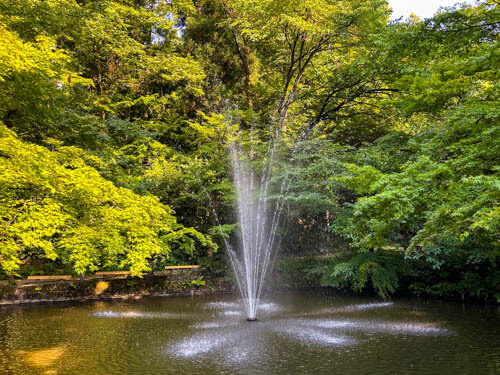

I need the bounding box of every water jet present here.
[226,144,283,322]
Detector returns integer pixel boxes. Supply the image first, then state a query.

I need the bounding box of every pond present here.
[0,291,498,374]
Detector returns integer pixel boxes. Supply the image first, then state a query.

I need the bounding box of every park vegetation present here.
[0,0,498,301]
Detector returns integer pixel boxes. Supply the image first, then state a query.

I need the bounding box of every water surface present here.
[0,291,498,374]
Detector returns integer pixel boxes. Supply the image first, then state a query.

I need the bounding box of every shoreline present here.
[0,270,231,306]
[0,289,232,306]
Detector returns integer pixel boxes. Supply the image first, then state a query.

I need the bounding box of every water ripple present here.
[306,319,447,335]
[92,311,185,319]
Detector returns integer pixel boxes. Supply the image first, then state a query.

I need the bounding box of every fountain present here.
[209,118,302,321]
[207,110,297,321]
[225,143,283,321]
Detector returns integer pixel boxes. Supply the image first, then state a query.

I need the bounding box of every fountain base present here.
[247,317,258,322]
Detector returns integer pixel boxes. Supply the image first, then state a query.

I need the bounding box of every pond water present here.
[0,291,498,374]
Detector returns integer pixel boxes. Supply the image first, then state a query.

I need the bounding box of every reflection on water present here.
[18,344,68,368]
[306,319,446,334]
[168,333,233,358]
[303,302,394,316]
[0,291,498,375]
[272,324,354,346]
[194,321,239,329]
[93,311,187,319]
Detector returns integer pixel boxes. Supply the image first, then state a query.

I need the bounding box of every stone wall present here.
[0,270,231,305]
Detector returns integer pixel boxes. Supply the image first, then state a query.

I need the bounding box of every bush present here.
[276,256,331,287]
[321,251,405,299]
[320,247,499,302]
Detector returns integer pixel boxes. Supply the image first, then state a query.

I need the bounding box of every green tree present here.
[0,123,214,277]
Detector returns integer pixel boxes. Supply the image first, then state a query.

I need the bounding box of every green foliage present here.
[321,252,401,299]
[403,237,500,301]
[191,275,206,287]
[197,254,229,277]
[335,70,499,257]
[269,2,499,301]
[324,2,499,301]
[0,0,497,303]
[0,124,215,277]
[276,257,331,287]
[410,272,500,302]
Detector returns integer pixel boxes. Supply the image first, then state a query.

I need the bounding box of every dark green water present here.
[0,291,498,375]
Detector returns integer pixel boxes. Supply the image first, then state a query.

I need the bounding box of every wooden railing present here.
[27,275,73,280]
[165,265,200,270]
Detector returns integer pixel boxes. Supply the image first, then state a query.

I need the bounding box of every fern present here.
[321,252,400,299]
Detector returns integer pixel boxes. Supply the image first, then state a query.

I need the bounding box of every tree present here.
[0,123,214,277]
[329,1,500,300]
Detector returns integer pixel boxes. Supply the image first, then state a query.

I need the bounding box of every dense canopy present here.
[0,0,498,300]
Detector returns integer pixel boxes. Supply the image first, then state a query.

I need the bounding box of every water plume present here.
[226,144,284,320]
[207,115,295,321]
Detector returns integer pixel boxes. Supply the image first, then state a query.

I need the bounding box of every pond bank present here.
[0,269,231,305]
